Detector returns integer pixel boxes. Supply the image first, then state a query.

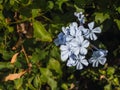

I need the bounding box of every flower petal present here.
[99,57,106,65]
[60,45,67,51]
[88,22,94,30]
[61,51,69,61]
[93,27,101,33]
[80,48,88,55]
[82,40,90,47]
[67,58,76,67]
[81,59,89,66]
[76,62,83,70]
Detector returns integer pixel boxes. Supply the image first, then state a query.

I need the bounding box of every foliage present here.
[0,0,120,90]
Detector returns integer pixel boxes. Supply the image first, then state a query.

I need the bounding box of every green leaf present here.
[107,67,115,75]
[47,1,54,10]
[55,0,68,11]
[33,74,41,88]
[94,12,109,23]
[116,7,120,13]
[47,58,62,76]
[32,9,41,18]
[0,62,14,70]
[114,19,120,30]
[104,84,112,90]
[48,78,57,90]
[33,20,52,42]
[10,0,15,5]
[26,83,36,90]
[40,68,53,83]
[14,78,23,89]
[61,83,68,90]
[113,77,119,86]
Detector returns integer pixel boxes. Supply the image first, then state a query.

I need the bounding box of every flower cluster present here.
[54,12,108,70]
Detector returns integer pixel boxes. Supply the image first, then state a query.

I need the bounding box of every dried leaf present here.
[10,53,19,64]
[4,70,26,81]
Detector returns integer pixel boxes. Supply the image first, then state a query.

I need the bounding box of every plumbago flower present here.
[54,12,108,70]
[67,54,88,70]
[89,49,108,67]
[82,22,101,40]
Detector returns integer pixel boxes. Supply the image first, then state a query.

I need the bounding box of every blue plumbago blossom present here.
[54,32,66,46]
[70,36,89,55]
[54,12,108,70]
[83,22,101,40]
[60,44,73,61]
[89,49,108,67]
[66,22,82,42]
[67,54,88,70]
[74,12,85,24]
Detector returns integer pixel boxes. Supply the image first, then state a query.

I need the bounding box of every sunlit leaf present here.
[32,9,41,18]
[55,0,68,11]
[14,78,23,89]
[33,74,41,88]
[48,78,57,90]
[116,7,120,13]
[114,19,120,30]
[94,12,109,23]
[104,84,112,90]
[107,67,115,75]
[0,62,14,70]
[33,20,52,42]
[47,58,62,76]
[47,1,54,10]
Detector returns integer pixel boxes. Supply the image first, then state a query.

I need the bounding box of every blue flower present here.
[83,22,101,40]
[54,32,66,46]
[70,36,90,55]
[74,12,85,24]
[67,55,76,67]
[67,54,88,70]
[60,44,73,61]
[65,22,82,42]
[89,49,108,67]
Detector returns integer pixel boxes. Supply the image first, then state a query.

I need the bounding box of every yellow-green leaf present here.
[94,12,109,23]
[33,20,52,42]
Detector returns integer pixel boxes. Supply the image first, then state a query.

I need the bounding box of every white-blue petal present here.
[82,40,90,47]
[88,22,94,30]
[67,58,76,67]
[93,27,101,33]
[81,59,89,66]
[99,57,106,65]
[61,51,69,61]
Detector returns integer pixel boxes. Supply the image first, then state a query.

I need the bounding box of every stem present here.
[21,45,29,65]
[90,44,99,50]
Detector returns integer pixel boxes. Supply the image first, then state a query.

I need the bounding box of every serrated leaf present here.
[48,58,62,76]
[33,20,52,42]
[114,19,120,30]
[94,12,109,23]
